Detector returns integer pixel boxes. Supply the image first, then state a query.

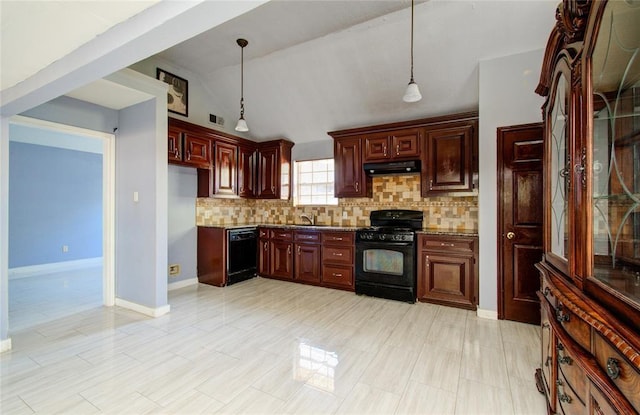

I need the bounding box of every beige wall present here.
[196,175,477,231]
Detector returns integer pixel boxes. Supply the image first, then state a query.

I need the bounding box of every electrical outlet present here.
[342,211,347,218]
[62,245,69,253]
[168,264,180,276]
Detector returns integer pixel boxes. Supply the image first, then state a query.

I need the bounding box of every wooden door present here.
[498,123,544,324]
[270,240,293,280]
[238,145,256,198]
[334,137,368,197]
[424,125,473,193]
[214,141,237,195]
[257,146,278,198]
[183,133,212,169]
[391,129,420,159]
[295,243,321,283]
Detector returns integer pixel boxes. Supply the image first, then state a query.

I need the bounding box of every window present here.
[294,159,338,206]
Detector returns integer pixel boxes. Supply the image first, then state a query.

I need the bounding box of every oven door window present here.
[362,249,404,276]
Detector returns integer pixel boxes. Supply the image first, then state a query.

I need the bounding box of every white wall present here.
[477,49,546,317]
[0,116,10,351]
[168,165,197,283]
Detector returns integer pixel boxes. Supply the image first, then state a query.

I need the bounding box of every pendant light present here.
[235,38,249,132]
[403,0,422,103]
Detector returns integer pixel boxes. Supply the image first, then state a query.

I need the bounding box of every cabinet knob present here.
[396,144,400,155]
[506,232,516,240]
[558,355,572,365]
[355,182,359,192]
[429,179,433,190]
[606,357,621,380]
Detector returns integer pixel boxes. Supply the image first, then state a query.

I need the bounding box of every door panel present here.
[498,123,544,324]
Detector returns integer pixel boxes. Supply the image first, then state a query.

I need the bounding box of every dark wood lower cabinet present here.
[197,227,226,286]
[417,234,478,310]
[258,227,354,291]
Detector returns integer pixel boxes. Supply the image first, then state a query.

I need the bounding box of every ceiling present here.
[153,0,557,144]
[1,0,558,146]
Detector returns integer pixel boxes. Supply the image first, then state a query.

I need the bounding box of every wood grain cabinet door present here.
[168,126,183,162]
[270,240,293,280]
[334,137,368,197]
[214,142,237,195]
[424,125,473,194]
[257,146,279,198]
[238,145,256,198]
[295,243,321,283]
[418,251,474,309]
[258,238,270,276]
[391,129,420,159]
[184,133,212,169]
[363,134,390,161]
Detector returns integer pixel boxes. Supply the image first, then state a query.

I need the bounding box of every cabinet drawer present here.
[593,334,640,413]
[540,274,557,309]
[321,265,353,289]
[295,231,321,243]
[420,236,474,252]
[270,229,293,240]
[557,302,591,351]
[322,232,354,244]
[556,370,586,415]
[557,342,587,405]
[322,246,353,265]
[590,383,620,415]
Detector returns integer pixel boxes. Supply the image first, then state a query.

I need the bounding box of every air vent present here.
[209,114,224,126]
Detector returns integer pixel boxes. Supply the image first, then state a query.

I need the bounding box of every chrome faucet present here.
[300,213,315,226]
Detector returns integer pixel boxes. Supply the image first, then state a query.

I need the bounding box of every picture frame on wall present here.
[156,68,188,117]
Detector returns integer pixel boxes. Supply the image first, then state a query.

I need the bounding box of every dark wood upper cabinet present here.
[329,112,477,198]
[166,118,293,200]
[363,129,421,162]
[333,137,370,198]
[214,141,237,196]
[167,121,212,169]
[237,145,256,198]
[423,124,475,195]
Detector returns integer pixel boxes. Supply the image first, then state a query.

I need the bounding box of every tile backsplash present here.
[196,175,477,231]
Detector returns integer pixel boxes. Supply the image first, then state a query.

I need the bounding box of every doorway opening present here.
[7,116,115,332]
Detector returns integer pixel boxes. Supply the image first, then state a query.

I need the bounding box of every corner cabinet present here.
[329,112,478,198]
[535,2,640,414]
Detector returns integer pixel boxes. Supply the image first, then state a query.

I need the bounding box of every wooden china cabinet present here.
[535,1,640,414]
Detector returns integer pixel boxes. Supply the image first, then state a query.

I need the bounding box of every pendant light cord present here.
[409,0,415,82]
[240,44,245,118]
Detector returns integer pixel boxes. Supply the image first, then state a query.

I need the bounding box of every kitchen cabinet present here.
[329,112,477,198]
[197,227,226,286]
[256,140,293,200]
[417,234,478,310]
[363,128,421,162]
[168,121,212,169]
[422,123,475,195]
[333,137,370,198]
[321,231,355,291]
[294,230,321,284]
[258,228,270,276]
[237,144,256,198]
[534,2,640,414]
[269,229,294,280]
[214,141,237,196]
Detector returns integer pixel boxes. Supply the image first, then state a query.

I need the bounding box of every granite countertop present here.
[200,223,476,235]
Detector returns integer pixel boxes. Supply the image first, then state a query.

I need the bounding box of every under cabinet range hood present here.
[363,160,420,176]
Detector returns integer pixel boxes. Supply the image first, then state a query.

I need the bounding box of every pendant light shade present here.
[403,0,422,103]
[235,38,249,132]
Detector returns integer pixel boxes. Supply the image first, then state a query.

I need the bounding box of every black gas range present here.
[355,210,423,303]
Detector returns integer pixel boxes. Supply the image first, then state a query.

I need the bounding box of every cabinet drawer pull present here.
[332,237,343,241]
[606,357,621,380]
[559,393,572,404]
[297,246,301,255]
[558,355,572,365]
[287,246,292,255]
[332,273,343,277]
[396,144,400,155]
[383,145,387,157]
[332,252,343,256]
[555,304,570,323]
[263,242,268,251]
[440,242,455,247]
[429,179,433,190]
[186,150,191,160]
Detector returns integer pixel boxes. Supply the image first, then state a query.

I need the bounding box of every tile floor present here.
[2,276,546,414]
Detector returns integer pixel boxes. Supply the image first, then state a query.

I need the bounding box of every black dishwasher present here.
[227,227,258,285]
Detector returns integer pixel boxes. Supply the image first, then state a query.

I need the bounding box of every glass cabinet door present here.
[590,1,640,303]
[550,74,570,264]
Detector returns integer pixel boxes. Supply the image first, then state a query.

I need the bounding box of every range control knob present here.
[379,234,386,240]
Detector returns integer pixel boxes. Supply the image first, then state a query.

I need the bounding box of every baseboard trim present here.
[476,308,498,320]
[168,277,198,291]
[9,257,103,280]
[115,298,170,318]
[1,338,12,353]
